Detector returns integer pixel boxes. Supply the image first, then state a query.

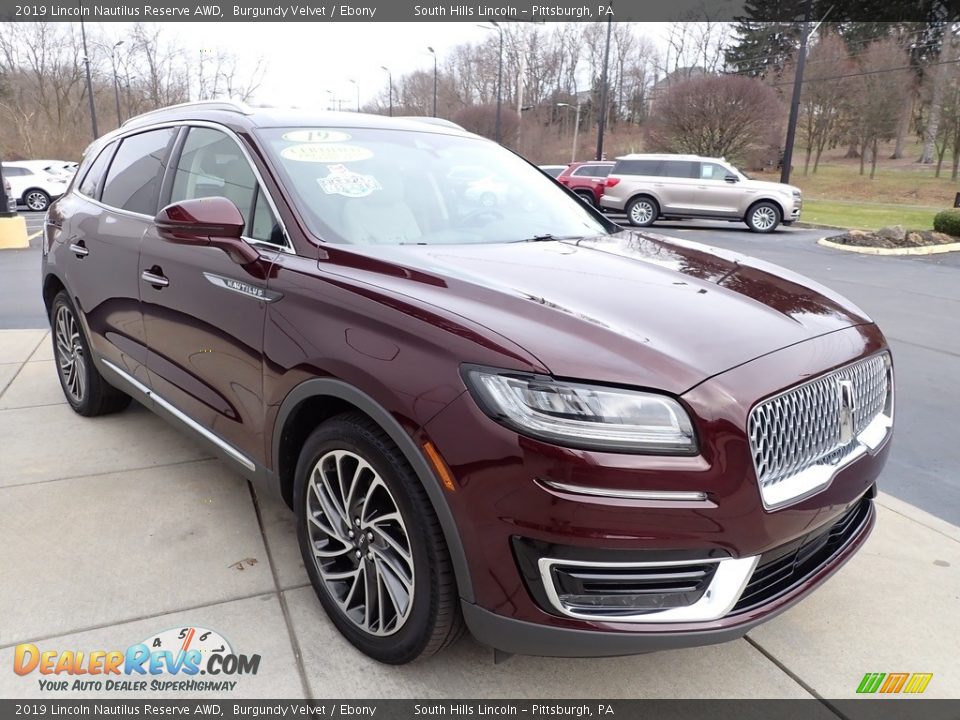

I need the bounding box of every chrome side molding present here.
[539,478,707,503]
[101,359,256,471]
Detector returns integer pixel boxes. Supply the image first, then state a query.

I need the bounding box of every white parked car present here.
[1,162,70,211]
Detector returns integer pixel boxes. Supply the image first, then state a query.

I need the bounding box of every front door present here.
[139,125,287,469]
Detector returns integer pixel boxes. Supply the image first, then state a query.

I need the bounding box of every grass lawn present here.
[801,199,941,231]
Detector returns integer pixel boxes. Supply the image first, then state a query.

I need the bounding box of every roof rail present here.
[122,98,252,127]
[395,116,465,131]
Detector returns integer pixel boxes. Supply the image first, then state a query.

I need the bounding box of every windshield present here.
[257,127,611,245]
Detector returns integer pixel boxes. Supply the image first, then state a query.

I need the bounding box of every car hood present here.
[330,231,871,394]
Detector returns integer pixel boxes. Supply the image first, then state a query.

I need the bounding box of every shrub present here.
[933,209,960,236]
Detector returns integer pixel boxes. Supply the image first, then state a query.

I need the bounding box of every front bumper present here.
[462,495,875,656]
[422,324,889,655]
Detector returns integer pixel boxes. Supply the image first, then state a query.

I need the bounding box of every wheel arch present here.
[746,196,784,220]
[22,187,50,202]
[272,378,475,602]
[42,273,66,318]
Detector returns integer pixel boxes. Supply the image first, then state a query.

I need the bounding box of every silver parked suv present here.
[600,154,802,233]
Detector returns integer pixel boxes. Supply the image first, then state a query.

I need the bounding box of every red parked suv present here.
[555,160,615,207]
[42,101,894,664]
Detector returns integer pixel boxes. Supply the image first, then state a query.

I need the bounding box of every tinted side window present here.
[171,127,282,245]
[101,128,175,214]
[662,161,699,179]
[78,144,115,199]
[594,165,613,177]
[3,166,29,177]
[614,160,662,176]
[700,162,728,180]
[572,165,595,177]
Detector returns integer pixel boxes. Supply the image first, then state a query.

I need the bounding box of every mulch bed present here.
[827,229,959,248]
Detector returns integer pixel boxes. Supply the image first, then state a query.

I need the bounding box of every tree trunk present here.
[804,146,812,175]
[921,36,955,163]
[845,141,860,159]
[890,93,913,159]
[858,138,867,175]
[870,137,879,179]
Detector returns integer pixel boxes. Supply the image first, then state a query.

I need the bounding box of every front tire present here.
[50,291,131,416]
[626,196,658,227]
[24,189,50,212]
[746,201,781,233]
[294,412,463,664]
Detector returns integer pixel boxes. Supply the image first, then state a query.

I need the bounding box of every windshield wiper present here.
[515,234,585,243]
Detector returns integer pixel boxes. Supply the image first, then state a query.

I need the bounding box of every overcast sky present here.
[91,21,670,108]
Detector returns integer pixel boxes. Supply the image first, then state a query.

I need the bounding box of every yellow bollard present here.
[0,215,30,250]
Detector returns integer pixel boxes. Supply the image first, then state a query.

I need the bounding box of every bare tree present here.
[798,32,852,174]
[850,38,913,178]
[645,74,784,161]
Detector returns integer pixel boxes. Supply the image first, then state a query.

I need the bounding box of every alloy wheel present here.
[305,449,415,636]
[630,199,654,225]
[751,206,777,231]
[54,304,86,403]
[25,191,48,211]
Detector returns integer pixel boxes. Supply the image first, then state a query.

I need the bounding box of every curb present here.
[876,492,960,544]
[817,237,960,256]
[793,221,849,231]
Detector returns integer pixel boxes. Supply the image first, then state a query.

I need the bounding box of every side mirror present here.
[154,197,258,265]
[724,174,740,184]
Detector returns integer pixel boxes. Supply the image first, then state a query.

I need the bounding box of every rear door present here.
[656,160,700,213]
[139,124,287,469]
[60,127,177,383]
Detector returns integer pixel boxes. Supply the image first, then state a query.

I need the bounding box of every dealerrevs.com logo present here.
[13,627,260,693]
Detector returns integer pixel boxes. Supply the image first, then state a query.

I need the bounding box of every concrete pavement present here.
[0,328,957,701]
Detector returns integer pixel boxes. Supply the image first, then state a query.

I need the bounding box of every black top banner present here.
[0,0,957,22]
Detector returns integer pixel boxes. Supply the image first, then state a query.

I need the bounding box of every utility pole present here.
[595,7,612,161]
[79,13,99,140]
[781,0,813,184]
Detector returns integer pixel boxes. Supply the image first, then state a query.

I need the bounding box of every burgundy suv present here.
[556,160,615,206]
[42,102,893,664]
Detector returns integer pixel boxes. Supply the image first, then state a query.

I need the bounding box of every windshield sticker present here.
[317,164,382,198]
[282,129,351,143]
[281,143,372,163]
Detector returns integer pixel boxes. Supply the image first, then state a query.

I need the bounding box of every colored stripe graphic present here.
[857,673,886,694]
[857,672,933,694]
[904,674,934,694]
[880,673,909,693]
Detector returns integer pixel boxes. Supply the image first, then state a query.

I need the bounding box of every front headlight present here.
[461,366,698,454]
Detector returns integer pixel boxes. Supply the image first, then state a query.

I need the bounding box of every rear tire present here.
[746,201,781,233]
[50,291,131,416]
[294,412,463,664]
[626,196,658,227]
[575,190,596,207]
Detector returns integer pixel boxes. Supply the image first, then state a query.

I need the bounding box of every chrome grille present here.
[748,353,892,507]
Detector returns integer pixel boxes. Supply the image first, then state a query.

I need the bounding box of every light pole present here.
[380,66,393,117]
[595,6,613,161]
[427,46,438,117]
[348,78,360,112]
[557,102,583,163]
[79,15,98,140]
[478,22,503,143]
[110,40,124,125]
[325,89,337,112]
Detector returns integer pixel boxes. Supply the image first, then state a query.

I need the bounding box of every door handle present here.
[69,241,89,258]
[140,270,169,288]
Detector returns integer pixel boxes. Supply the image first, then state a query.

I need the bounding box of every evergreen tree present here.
[724,0,807,78]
